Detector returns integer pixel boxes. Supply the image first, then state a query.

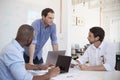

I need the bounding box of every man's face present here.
[26,32,34,47]
[42,12,54,26]
[87,32,99,44]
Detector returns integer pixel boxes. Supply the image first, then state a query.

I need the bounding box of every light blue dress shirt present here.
[0,40,33,80]
[25,19,58,60]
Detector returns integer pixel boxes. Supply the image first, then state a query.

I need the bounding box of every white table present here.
[52,67,120,80]
[28,66,120,80]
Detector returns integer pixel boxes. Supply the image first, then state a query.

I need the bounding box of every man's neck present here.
[44,24,49,27]
[94,41,101,48]
[16,39,25,47]
[42,19,49,28]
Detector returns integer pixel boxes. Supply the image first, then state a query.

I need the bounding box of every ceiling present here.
[72,0,120,8]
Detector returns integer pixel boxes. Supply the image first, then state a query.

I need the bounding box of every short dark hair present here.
[16,24,34,42]
[90,26,105,42]
[41,8,54,17]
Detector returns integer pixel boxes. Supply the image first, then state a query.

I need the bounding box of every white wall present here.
[69,0,120,54]
[0,0,69,61]
[0,0,51,51]
[69,2,100,49]
[0,0,120,61]
[102,3,120,53]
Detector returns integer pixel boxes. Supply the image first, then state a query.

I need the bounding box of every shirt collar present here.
[92,40,105,50]
[98,41,105,49]
[40,19,48,29]
[12,39,24,52]
[40,19,45,28]
[40,19,51,29]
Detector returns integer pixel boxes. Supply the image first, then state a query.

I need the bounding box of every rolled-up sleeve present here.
[5,52,33,80]
[103,44,116,71]
[10,62,33,80]
[31,21,38,44]
[103,63,115,71]
[50,24,58,45]
[79,48,89,64]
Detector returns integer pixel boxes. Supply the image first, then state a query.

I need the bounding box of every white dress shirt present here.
[78,41,116,71]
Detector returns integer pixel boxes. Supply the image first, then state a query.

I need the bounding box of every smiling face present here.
[42,12,54,26]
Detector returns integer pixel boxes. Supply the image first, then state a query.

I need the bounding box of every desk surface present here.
[28,66,120,80]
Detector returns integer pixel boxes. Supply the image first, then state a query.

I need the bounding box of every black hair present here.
[41,8,54,17]
[90,26,105,42]
[16,24,34,42]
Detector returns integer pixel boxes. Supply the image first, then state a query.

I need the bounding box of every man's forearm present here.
[33,73,50,80]
[29,44,35,64]
[52,44,58,51]
[77,60,106,71]
[25,64,40,70]
[86,65,106,71]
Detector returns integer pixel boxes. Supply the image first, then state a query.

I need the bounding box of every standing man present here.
[24,8,58,65]
[75,27,116,71]
[0,24,60,80]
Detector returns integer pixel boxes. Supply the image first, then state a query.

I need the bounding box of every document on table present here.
[51,67,104,80]
[51,72,104,80]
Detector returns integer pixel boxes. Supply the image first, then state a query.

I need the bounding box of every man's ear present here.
[28,36,33,42]
[95,36,100,41]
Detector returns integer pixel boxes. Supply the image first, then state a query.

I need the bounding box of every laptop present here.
[56,55,72,73]
[46,50,66,64]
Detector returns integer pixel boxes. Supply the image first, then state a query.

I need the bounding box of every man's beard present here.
[88,39,94,44]
[89,40,99,44]
[89,42,93,44]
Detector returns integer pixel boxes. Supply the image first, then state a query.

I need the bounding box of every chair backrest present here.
[115,54,120,70]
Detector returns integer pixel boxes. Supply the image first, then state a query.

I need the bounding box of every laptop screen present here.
[56,55,72,73]
[46,50,66,64]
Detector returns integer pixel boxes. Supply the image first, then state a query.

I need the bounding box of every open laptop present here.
[56,55,72,73]
[46,50,66,64]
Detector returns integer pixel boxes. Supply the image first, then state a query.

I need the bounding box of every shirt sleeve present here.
[5,52,33,80]
[31,20,38,44]
[103,43,116,71]
[10,62,33,80]
[78,47,90,64]
[50,24,58,45]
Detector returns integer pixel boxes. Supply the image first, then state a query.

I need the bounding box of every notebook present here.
[46,50,66,64]
[56,55,72,73]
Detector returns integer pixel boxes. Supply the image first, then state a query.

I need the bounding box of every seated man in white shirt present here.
[0,24,60,80]
[73,27,116,71]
